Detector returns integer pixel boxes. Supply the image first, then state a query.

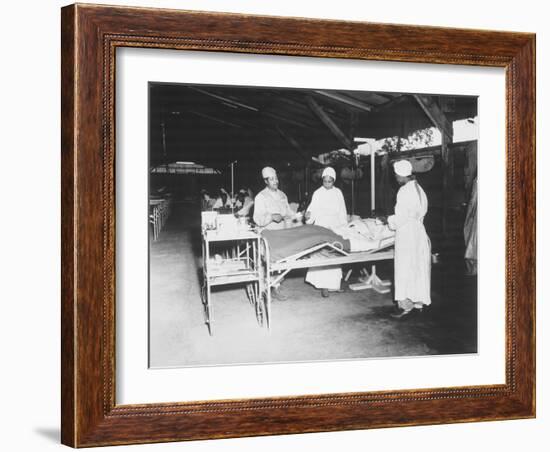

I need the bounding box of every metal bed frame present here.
[200,227,394,334]
[258,236,395,330]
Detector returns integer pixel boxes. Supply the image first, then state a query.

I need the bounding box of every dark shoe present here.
[390,304,403,315]
[391,307,422,319]
[271,287,288,301]
[390,308,413,319]
[321,289,330,298]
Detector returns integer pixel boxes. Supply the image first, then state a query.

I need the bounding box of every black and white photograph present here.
[148,83,478,368]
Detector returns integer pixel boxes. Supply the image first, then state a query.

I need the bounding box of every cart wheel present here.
[200,280,206,302]
[201,282,213,335]
[255,293,264,326]
[245,283,254,306]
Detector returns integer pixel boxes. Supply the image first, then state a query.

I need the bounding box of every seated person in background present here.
[236,188,254,217]
[200,190,215,211]
[212,188,231,210]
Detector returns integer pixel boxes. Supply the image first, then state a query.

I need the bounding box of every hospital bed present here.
[258,224,395,329]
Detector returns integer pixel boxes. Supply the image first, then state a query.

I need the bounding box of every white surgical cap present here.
[322,167,336,181]
[393,160,413,177]
[262,166,276,179]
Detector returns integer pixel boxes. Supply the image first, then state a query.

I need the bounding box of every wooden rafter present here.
[306,96,355,150]
[262,111,315,129]
[274,125,310,162]
[188,87,259,111]
[413,94,453,139]
[185,110,245,129]
[313,90,373,112]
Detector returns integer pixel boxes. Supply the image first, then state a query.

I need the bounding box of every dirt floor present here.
[149,201,477,368]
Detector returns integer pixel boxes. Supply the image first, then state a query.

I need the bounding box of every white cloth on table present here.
[388,180,431,306]
[305,186,348,290]
[253,187,293,230]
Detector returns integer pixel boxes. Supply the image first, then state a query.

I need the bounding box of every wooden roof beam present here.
[274,125,310,162]
[313,90,373,112]
[413,94,453,139]
[188,87,260,111]
[262,111,317,129]
[306,96,355,150]
[185,110,245,129]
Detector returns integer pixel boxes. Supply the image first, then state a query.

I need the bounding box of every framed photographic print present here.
[61,3,535,447]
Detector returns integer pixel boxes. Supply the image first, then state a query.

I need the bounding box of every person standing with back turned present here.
[387,160,432,318]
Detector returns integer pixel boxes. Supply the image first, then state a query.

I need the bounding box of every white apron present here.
[388,180,432,305]
[305,186,348,290]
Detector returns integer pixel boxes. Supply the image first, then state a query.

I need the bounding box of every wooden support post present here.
[413,94,454,237]
[160,108,168,171]
[304,164,310,201]
[441,132,454,236]
[380,153,390,214]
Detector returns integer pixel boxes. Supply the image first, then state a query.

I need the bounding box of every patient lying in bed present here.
[261,219,394,262]
[333,218,395,252]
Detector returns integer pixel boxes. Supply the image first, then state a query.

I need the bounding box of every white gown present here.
[305,186,348,290]
[388,180,432,305]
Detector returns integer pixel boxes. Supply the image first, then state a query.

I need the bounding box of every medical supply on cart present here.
[201,211,218,231]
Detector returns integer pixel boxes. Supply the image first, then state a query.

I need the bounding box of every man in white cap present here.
[304,166,348,297]
[387,159,432,318]
[254,166,294,300]
[253,167,293,231]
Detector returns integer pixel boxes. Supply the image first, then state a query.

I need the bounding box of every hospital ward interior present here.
[148,83,479,367]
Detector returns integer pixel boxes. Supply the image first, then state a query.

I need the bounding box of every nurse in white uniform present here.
[304,167,348,297]
[387,160,432,317]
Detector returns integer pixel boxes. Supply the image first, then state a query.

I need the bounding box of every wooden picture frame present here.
[61,3,535,447]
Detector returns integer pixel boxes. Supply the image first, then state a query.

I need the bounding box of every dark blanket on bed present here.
[261,225,351,262]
